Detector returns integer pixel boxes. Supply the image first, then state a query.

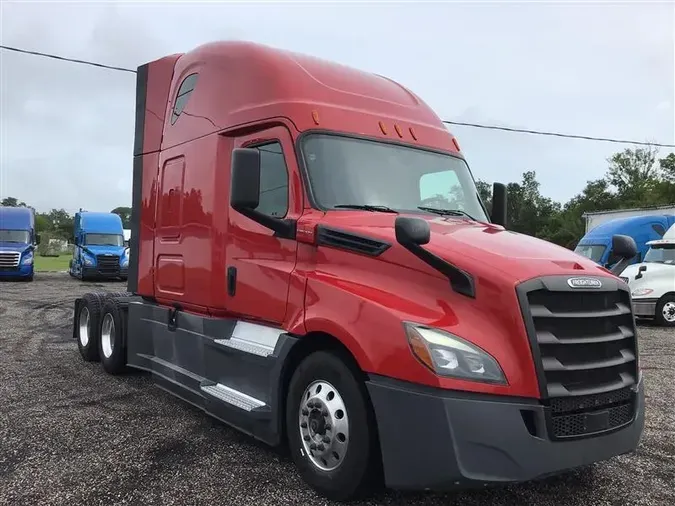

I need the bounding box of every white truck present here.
[621,224,675,327]
[584,205,675,233]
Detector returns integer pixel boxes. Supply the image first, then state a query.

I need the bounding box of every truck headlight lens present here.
[83,255,94,266]
[121,257,128,267]
[21,251,34,265]
[632,288,653,297]
[404,323,507,384]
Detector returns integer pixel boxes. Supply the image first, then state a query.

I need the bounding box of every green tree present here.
[47,209,74,240]
[1,197,27,207]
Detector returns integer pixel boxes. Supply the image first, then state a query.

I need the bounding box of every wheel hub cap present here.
[299,380,349,472]
[664,302,675,322]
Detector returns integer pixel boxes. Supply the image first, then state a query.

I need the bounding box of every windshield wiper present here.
[417,206,477,221]
[334,204,398,213]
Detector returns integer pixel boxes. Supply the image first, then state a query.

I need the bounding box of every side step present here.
[200,382,268,413]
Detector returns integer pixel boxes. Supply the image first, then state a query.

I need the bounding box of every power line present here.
[442,120,674,148]
[0,45,136,74]
[2,44,674,149]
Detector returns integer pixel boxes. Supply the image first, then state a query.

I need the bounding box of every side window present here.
[419,170,464,208]
[652,224,666,237]
[171,73,198,125]
[255,142,289,218]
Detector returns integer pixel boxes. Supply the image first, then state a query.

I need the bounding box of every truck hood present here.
[621,262,675,281]
[322,212,610,284]
[0,241,31,253]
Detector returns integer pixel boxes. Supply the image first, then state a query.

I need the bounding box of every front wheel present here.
[286,350,381,501]
[655,295,675,327]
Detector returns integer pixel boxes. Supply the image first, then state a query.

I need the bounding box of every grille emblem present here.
[567,277,602,289]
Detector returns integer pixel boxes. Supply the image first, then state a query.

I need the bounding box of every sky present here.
[1,0,674,214]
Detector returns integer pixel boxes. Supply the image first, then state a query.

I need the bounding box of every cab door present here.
[224,125,302,325]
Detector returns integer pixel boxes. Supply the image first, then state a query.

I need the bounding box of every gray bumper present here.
[633,298,658,318]
[366,374,645,491]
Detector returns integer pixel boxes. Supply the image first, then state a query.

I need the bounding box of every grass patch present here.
[35,255,71,272]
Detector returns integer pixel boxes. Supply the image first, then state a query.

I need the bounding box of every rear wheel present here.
[286,350,381,501]
[655,295,675,327]
[98,298,128,375]
[76,293,103,361]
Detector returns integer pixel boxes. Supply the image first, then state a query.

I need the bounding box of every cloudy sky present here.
[1,0,673,214]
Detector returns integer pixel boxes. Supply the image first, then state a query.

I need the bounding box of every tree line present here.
[2,146,674,249]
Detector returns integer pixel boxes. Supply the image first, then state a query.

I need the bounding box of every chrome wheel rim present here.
[299,380,349,472]
[78,306,90,347]
[101,313,115,359]
[663,302,675,323]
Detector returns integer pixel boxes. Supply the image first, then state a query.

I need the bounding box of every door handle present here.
[227,266,237,296]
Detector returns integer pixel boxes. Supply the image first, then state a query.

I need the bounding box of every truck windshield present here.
[0,230,30,243]
[300,134,489,221]
[574,244,607,262]
[644,245,675,265]
[85,234,124,246]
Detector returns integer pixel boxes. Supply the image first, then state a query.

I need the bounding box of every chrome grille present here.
[0,251,20,268]
[517,275,639,440]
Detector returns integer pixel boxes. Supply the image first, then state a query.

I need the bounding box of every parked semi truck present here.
[621,223,675,327]
[574,214,675,267]
[0,206,37,281]
[583,205,675,233]
[69,211,128,281]
[72,41,644,501]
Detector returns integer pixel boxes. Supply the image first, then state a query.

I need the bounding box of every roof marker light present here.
[312,110,320,125]
[409,127,417,140]
[379,121,388,135]
[394,123,403,138]
[452,137,461,151]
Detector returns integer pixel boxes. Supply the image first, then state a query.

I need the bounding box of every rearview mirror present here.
[491,182,507,227]
[608,234,638,276]
[230,148,261,211]
[612,234,638,260]
[395,217,430,246]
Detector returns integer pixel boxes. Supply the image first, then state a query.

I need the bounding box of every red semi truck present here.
[73,41,644,501]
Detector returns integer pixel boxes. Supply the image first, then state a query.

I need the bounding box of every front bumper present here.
[0,264,33,278]
[82,266,128,279]
[632,298,658,318]
[366,374,644,491]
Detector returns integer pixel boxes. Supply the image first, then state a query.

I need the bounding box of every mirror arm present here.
[234,206,297,240]
[398,240,475,298]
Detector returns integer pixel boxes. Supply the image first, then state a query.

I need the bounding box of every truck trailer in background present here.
[69,211,128,281]
[583,205,675,234]
[70,41,644,501]
[0,206,37,281]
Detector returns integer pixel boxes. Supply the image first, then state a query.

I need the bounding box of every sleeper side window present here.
[254,142,289,218]
[171,73,198,125]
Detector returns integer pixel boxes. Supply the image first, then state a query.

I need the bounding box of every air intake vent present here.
[316,226,391,257]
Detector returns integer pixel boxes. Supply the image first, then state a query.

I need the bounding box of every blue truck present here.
[69,211,129,281]
[0,206,38,281]
[574,214,675,268]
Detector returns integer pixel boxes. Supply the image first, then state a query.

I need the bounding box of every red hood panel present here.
[322,212,611,285]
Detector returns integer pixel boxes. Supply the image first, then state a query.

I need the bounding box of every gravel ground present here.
[1,273,673,506]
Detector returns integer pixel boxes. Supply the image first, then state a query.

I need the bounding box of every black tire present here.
[286,350,381,501]
[76,293,104,362]
[98,298,128,375]
[655,294,675,327]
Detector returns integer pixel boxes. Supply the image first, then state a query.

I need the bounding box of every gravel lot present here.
[1,273,673,506]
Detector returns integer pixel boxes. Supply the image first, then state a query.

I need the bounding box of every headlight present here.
[404,323,506,384]
[83,255,94,266]
[121,257,129,267]
[21,251,34,265]
[632,288,654,297]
